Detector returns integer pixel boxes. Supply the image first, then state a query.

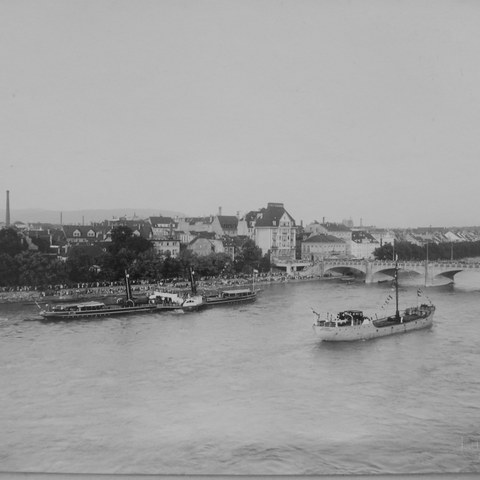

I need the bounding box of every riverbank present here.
[0,274,326,305]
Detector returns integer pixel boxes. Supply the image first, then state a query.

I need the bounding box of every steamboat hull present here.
[204,293,257,307]
[40,305,157,320]
[313,310,434,342]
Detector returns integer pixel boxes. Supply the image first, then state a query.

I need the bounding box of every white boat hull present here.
[312,311,434,342]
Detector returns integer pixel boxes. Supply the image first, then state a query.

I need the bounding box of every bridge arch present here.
[324,265,366,278]
[319,259,480,285]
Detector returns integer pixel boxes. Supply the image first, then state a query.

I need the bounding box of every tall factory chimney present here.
[5,190,10,226]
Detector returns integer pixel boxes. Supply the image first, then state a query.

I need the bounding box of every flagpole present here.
[395,255,400,320]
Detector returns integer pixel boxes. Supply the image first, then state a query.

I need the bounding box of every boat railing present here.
[313,312,339,327]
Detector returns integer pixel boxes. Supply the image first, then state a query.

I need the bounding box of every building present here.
[237,211,258,239]
[62,225,108,245]
[350,231,379,259]
[301,234,347,261]
[304,221,324,235]
[176,216,213,234]
[315,222,352,242]
[187,236,225,256]
[149,216,177,240]
[152,239,181,258]
[368,228,396,248]
[210,215,238,237]
[252,202,297,262]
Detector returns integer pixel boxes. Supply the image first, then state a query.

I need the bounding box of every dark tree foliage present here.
[129,250,164,281]
[233,239,263,273]
[258,252,271,272]
[161,256,183,279]
[17,252,68,287]
[374,240,480,261]
[66,246,104,283]
[100,248,136,281]
[0,253,19,286]
[109,226,134,251]
[30,236,52,253]
[101,226,154,280]
[0,228,27,256]
[109,226,152,255]
[194,253,231,277]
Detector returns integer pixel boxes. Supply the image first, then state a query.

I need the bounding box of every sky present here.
[1,0,480,228]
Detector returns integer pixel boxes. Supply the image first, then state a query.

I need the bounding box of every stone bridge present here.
[310,259,480,285]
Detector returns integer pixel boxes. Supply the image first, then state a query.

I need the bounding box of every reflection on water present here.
[0,276,480,475]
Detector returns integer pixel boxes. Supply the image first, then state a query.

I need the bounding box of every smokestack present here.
[60,212,63,225]
[5,190,10,226]
[218,206,222,216]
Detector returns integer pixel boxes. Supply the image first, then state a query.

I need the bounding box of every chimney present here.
[5,190,10,226]
[218,206,222,216]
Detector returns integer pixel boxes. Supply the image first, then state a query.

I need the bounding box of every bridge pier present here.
[319,260,325,277]
[365,261,374,284]
[424,261,434,287]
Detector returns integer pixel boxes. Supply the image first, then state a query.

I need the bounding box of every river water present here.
[1,273,480,475]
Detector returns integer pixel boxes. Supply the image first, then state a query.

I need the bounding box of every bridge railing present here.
[322,259,480,268]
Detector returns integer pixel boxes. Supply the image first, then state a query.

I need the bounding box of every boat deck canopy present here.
[52,301,106,311]
[222,289,253,295]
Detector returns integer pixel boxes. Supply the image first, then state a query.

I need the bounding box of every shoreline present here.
[0,274,330,305]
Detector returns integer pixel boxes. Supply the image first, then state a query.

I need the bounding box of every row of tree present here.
[374,240,480,261]
[0,226,271,288]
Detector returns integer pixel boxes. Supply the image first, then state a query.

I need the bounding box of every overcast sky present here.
[1,0,480,228]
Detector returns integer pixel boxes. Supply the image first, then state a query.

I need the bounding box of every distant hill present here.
[0,208,185,225]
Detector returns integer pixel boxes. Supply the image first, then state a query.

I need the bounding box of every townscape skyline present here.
[2,1,480,228]
[2,201,480,231]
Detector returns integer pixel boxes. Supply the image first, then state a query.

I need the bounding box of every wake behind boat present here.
[312,258,435,341]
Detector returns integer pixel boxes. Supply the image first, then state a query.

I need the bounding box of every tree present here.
[110,226,134,252]
[0,228,27,256]
[104,226,154,279]
[129,249,164,281]
[30,236,51,253]
[0,253,19,286]
[66,245,104,283]
[195,253,231,277]
[258,252,271,272]
[234,239,262,273]
[16,252,67,287]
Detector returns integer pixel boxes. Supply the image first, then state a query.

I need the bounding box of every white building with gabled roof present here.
[252,202,297,261]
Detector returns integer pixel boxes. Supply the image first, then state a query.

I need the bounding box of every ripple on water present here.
[1,280,480,474]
